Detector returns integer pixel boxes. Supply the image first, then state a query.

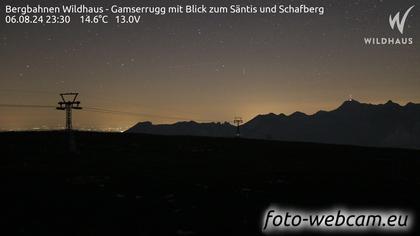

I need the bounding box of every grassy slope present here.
[1,131,419,235]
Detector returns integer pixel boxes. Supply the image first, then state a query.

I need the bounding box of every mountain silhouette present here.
[126,100,420,149]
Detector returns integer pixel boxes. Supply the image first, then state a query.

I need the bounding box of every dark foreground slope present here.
[1,131,420,235]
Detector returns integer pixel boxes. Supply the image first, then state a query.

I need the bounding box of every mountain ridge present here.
[126,100,420,149]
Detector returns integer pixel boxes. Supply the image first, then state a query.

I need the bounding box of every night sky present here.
[0,0,419,131]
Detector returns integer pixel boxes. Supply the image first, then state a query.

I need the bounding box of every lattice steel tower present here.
[234,117,243,137]
[56,93,82,131]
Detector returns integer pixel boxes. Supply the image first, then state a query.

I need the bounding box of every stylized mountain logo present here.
[389,5,415,34]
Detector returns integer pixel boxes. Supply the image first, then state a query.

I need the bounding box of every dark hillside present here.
[1,131,419,235]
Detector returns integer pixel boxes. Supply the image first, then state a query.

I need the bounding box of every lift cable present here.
[0,103,221,123]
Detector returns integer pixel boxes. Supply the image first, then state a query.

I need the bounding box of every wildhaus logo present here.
[389,5,415,34]
[364,5,415,46]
